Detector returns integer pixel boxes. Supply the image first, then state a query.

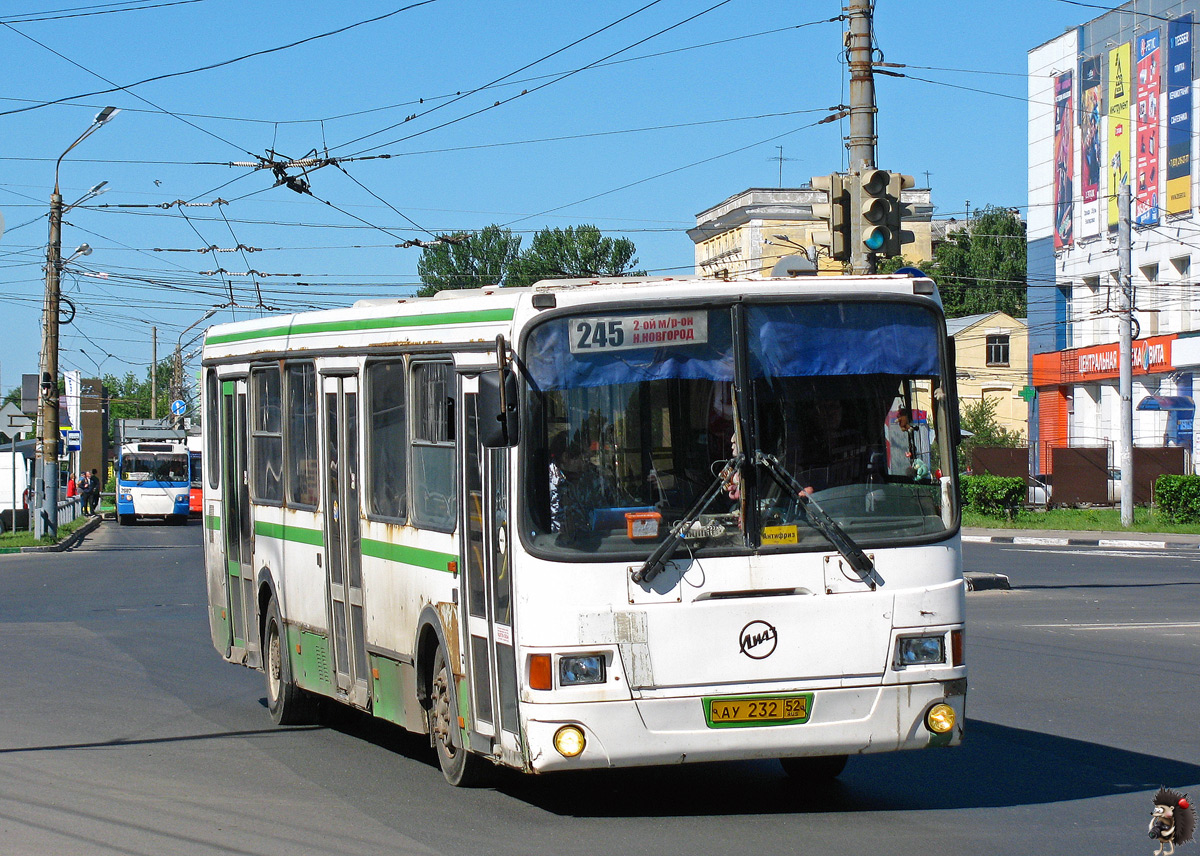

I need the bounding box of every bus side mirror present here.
[478,370,519,448]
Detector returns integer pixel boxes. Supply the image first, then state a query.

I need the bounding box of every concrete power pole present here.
[846,0,878,274]
[1118,185,1134,527]
[151,326,157,421]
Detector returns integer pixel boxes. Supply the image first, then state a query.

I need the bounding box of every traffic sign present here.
[170,399,186,416]
[0,402,32,433]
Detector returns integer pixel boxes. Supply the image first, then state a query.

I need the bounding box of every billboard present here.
[1134,28,1161,226]
[1080,56,1103,238]
[1108,42,1132,231]
[1054,71,1074,248]
[1166,14,1193,216]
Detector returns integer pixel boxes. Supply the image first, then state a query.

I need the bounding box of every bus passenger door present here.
[461,377,521,761]
[220,379,255,664]
[322,375,370,708]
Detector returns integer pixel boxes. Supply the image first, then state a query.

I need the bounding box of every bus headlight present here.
[926,703,956,734]
[553,725,586,757]
[120,493,132,503]
[559,655,605,686]
[894,634,945,669]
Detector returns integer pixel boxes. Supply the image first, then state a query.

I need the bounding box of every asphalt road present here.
[0,523,1196,855]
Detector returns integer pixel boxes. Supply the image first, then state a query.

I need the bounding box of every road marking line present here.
[1023,622,1200,630]
[1097,539,1168,549]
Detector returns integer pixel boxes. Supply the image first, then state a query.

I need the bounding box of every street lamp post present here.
[37,106,118,539]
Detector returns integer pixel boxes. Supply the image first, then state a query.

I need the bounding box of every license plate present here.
[704,693,813,728]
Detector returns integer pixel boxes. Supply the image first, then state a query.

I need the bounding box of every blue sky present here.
[0,0,1085,393]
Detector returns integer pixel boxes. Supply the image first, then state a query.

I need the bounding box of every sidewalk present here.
[959,526,1200,591]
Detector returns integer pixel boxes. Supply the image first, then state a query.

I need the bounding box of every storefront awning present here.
[1136,395,1195,412]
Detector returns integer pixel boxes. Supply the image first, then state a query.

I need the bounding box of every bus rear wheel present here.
[428,647,492,787]
[779,754,849,782]
[264,595,314,726]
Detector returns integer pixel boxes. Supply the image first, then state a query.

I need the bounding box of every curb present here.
[18,515,103,553]
[962,533,1196,550]
[964,571,1011,591]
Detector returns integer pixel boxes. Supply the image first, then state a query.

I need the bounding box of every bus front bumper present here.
[521,679,965,773]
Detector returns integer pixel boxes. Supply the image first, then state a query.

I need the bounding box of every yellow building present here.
[688,185,934,278]
[948,312,1029,440]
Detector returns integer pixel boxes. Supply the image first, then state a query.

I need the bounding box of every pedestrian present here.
[86,468,101,515]
[66,473,77,498]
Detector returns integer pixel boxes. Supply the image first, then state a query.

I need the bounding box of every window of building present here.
[410,360,456,530]
[285,363,319,508]
[986,334,1010,367]
[365,360,407,520]
[250,366,283,503]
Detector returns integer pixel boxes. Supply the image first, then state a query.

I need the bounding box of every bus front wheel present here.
[779,754,848,782]
[428,647,492,787]
[264,596,314,726]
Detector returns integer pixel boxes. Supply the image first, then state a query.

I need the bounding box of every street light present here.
[37,107,118,539]
[173,308,219,429]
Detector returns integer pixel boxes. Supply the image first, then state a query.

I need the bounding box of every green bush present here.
[960,474,1025,518]
[1154,474,1200,523]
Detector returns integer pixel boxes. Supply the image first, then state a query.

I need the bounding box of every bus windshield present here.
[120,452,189,484]
[523,301,956,558]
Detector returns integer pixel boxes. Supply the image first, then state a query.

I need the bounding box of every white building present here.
[1029,0,1198,472]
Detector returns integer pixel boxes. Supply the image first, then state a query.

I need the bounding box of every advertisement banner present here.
[1166,14,1192,216]
[1054,71,1074,248]
[1135,28,1161,226]
[1108,42,1132,231]
[1080,56,1103,237]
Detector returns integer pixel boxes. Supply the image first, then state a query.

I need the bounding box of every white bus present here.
[116,440,191,525]
[201,273,966,786]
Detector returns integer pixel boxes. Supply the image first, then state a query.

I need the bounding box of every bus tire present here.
[429,647,492,787]
[264,595,314,726]
[779,754,848,782]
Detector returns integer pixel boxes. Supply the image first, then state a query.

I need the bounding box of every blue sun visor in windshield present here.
[748,303,941,378]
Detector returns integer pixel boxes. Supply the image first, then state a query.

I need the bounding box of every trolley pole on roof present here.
[846,0,878,274]
[1118,184,1134,527]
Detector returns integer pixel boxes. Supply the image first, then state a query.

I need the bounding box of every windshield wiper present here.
[755,452,877,584]
[631,454,744,584]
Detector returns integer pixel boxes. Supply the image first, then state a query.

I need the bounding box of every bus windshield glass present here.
[120,453,189,484]
[523,301,955,558]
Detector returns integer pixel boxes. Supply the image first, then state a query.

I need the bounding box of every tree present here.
[506,225,644,288]
[926,206,1026,319]
[958,394,1024,473]
[102,358,175,435]
[416,225,523,296]
[878,206,1026,318]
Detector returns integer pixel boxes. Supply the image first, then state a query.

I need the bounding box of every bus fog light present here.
[894,635,945,669]
[559,655,605,686]
[926,703,956,734]
[120,493,132,502]
[553,725,586,757]
[176,494,189,503]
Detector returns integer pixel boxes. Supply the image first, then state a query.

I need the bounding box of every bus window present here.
[410,361,455,530]
[365,360,407,520]
[286,363,319,507]
[251,367,283,504]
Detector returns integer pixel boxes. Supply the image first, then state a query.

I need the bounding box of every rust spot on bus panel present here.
[435,601,461,674]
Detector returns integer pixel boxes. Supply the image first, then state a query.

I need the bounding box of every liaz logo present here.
[739,620,778,659]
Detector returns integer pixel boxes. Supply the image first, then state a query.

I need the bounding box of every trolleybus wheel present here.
[429,647,492,787]
[779,754,848,781]
[264,595,314,726]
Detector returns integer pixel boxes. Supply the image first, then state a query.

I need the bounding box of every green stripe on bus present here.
[361,538,456,573]
[227,559,240,579]
[253,520,325,547]
[205,308,515,346]
[205,515,221,531]
[222,381,235,394]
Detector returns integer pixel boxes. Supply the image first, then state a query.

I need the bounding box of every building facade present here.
[688,186,935,278]
[948,312,1030,440]
[1029,0,1199,473]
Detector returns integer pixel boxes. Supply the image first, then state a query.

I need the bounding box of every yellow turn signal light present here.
[926,703,956,734]
[553,725,586,758]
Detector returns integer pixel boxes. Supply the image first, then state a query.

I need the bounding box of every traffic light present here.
[856,168,891,254]
[884,172,916,258]
[811,173,850,262]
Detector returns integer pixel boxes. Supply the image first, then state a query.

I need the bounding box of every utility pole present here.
[1118,184,1134,527]
[151,326,157,420]
[846,0,877,274]
[36,190,63,539]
